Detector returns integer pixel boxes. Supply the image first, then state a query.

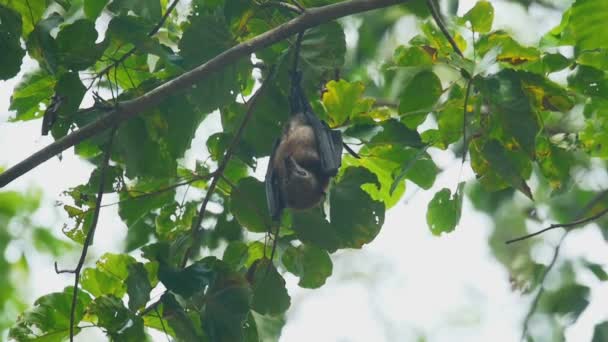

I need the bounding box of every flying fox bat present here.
[265,72,343,220]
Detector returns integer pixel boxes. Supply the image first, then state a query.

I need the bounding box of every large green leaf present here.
[8,69,54,121]
[461,0,494,33]
[250,259,291,315]
[282,245,332,288]
[567,0,608,51]
[9,287,92,341]
[56,19,105,70]
[399,70,442,118]
[321,79,374,127]
[293,167,385,251]
[231,177,273,233]
[592,322,608,342]
[475,70,540,157]
[180,13,241,114]
[0,5,25,80]
[81,253,136,298]
[126,262,152,311]
[88,295,146,340]
[426,185,463,235]
[198,257,252,342]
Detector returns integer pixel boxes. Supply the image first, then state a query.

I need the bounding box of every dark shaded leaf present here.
[9,287,91,341]
[0,5,25,80]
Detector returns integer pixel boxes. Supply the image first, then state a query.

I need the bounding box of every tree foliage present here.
[1,0,608,341]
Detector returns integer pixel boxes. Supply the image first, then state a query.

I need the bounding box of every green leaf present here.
[158,292,203,340]
[399,70,442,117]
[9,69,55,121]
[480,139,533,199]
[475,70,539,156]
[199,257,252,342]
[390,147,437,191]
[81,253,136,298]
[32,228,73,256]
[298,22,346,80]
[180,13,240,113]
[119,178,176,231]
[541,283,589,323]
[49,71,87,138]
[2,0,45,36]
[126,262,152,311]
[568,0,608,51]
[231,177,273,233]
[321,79,374,126]
[393,45,434,67]
[158,259,214,298]
[371,119,422,147]
[426,185,463,235]
[462,1,494,33]
[250,259,290,315]
[56,19,105,70]
[84,0,110,19]
[25,13,63,73]
[584,261,608,281]
[9,287,92,341]
[0,5,25,80]
[592,322,608,342]
[108,0,162,24]
[293,167,385,251]
[88,295,146,340]
[476,31,540,66]
[223,241,249,270]
[114,115,177,178]
[282,245,332,288]
[543,53,571,73]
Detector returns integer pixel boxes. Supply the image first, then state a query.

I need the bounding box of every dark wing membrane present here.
[265,139,283,220]
[303,109,343,176]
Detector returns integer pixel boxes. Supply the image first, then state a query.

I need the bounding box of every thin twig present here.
[59,126,117,342]
[425,0,463,57]
[520,232,567,341]
[505,206,608,244]
[517,189,608,340]
[155,306,171,342]
[180,67,277,268]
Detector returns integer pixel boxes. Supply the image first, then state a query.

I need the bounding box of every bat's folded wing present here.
[265,139,283,220]
[305,110,343,176]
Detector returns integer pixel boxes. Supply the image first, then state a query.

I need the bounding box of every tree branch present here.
[0,0,407,188]
[505,206,608,244]
[425,0,463,57]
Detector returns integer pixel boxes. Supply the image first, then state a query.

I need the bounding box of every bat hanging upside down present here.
[265,109,343,220]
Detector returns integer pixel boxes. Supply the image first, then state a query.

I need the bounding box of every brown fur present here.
[271,113,329,210]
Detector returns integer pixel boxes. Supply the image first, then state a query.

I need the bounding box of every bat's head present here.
[283,156,325,210]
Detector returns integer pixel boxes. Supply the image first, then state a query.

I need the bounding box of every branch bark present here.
[0,0,406,188]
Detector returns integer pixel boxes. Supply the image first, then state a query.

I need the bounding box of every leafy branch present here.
[88,0,180,90]
[505,205,608,244]
[514,190,608,340]
[0,0,407,188]
[53,126,117,342]
[182,66,276,267]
